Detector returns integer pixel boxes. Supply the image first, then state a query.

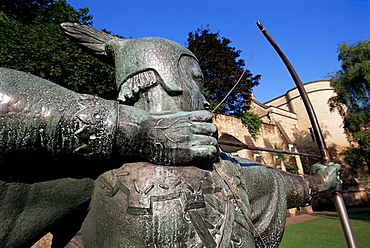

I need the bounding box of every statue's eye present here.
[192,71,204,85]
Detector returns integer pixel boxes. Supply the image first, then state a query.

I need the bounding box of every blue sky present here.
[67,0,369,103]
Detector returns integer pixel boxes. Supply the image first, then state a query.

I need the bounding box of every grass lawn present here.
[280,211,370,248]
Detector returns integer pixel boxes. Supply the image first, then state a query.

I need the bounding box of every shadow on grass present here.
[280,211,370,248]
[346,210,370,222]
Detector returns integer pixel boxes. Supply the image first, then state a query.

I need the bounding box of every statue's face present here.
[60,24,207,112]
[133,56,210,112]
[176,55,210,111]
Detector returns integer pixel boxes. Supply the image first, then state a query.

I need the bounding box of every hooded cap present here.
[107,37,198,94]
[60,23,198,95]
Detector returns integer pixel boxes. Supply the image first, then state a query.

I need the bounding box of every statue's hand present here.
[312,162,342,195]
[116,106,219,167]
[140,110,219,167]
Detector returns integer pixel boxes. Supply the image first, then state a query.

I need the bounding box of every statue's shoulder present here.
[1,67,36,78]
[0,67,54,88]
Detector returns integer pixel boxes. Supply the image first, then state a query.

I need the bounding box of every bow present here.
[256,21,356,248]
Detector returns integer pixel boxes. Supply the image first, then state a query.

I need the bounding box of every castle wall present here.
[265,80,350,154]
[215,80,368,209]
[212,113,301,170]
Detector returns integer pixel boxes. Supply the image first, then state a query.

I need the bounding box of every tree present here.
[186,26,260,114]
[0,0,93,25]
[329,40,370,175]
[0,0,117,100]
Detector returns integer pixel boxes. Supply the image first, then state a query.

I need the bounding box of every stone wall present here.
[212,113,302,171]
[342,180,370,207]
[31,233,52,248]
[315,179,370,210]
[265,80,350,152]
[213,113,370,211]
[212,114,252,160]
[215,79,369,208]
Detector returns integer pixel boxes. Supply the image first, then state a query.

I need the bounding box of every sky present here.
[67,0,370,103]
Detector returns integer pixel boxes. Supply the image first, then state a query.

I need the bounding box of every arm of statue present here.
[275,162,341,208]
[0,68,218,167]
[233,154,341,208]
[231,155,341,247]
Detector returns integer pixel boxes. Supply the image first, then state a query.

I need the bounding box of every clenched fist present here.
[312,162,342,196]
[116,106,219,167]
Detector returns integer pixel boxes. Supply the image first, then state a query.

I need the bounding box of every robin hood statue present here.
[0,23,340,248]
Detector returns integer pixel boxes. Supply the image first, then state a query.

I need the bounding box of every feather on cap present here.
[60,22,120,66]
[60,22,198,94]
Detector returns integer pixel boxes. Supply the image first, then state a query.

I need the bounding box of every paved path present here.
[285,206,370,226]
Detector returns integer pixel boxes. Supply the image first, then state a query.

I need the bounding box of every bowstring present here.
[211,31,261,113]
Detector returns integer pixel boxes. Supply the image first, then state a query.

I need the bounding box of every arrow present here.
[257,21,356,248]
[218,133,321,158]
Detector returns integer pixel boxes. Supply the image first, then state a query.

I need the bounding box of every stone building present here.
[213,80,350,172]
[214,80,370,209]
[264,80,349,154]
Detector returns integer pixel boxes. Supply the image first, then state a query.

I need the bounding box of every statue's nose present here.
[203,100,210,110]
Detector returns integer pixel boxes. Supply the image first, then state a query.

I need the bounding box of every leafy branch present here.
[235,112,261,139]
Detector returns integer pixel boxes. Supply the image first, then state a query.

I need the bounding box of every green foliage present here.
[342,146,369,176]
[275,145,299,174]
[329,40,370,173]
[285,157,299,174]
[0,0,93,25]
[276,152,298,174]
[277,152,287,161]
[186,26,260,114]
[0,0,117,99]
[235,112,261,138]
[329,40,370,135]
[354,130,370,149]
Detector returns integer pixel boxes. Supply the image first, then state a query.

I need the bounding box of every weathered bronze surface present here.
[0,23,341,248]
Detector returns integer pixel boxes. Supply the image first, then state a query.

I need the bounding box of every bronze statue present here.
[0,23,340,248]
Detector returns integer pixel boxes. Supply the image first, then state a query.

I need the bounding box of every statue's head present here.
[61,23,210,112]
